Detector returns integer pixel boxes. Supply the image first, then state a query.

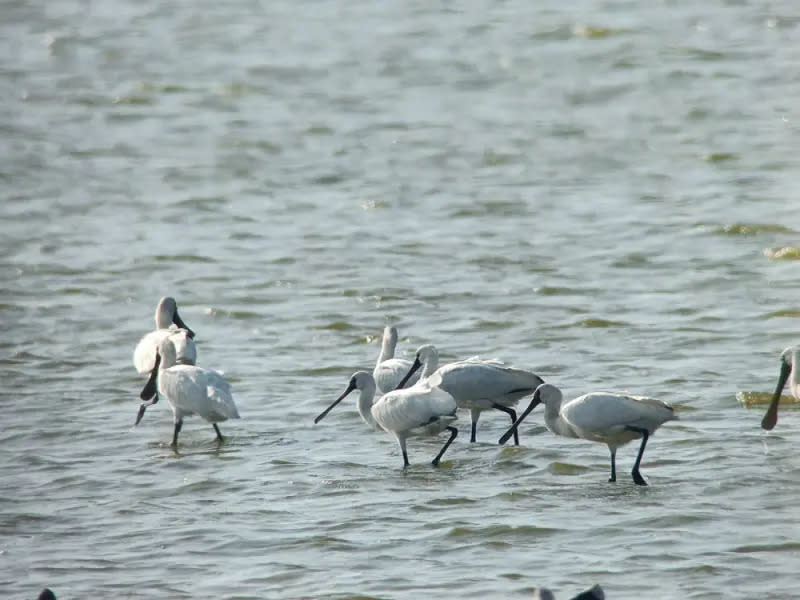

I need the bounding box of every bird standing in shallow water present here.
[373,326,421,394]
[500,383,677,485]
[397,344,544,445]
[315,371,459,468]
[762,345,800,430]
[139,337,239,448]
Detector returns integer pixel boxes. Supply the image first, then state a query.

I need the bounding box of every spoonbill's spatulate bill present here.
[373,326,421,394]
[762,346,800,430]
[133,296,197,375]
[315,371,459,467]
[500,383,677,486]
[397,344,544,445]
[139,338,239,448]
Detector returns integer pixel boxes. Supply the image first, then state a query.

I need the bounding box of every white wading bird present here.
[373,326,421,394]
[133,296,197,374]
[314,371,458,467]
[762,345,800,430]
[396,345,544,445]
[137,338,239,448]
[499,383,677,485]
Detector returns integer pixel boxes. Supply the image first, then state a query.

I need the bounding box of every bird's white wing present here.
[562,392,675,432]
[133,329,172,374]
[434,361,544,402]
[203,368,239,420]
[372,386,456,433]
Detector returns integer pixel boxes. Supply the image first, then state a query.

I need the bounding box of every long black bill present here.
[314,379,356,424]
[498,390,541,445]
[172,310,195,339]
[140,352,161,401]
[396,357,422,390]
[762,360,791,430]
[134,402,148,426]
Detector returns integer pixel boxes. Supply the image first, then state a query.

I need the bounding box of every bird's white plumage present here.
[414,345,544,409]
[405,344,543,443]
[134,328,196,374]
[373,326,420,394]
[560,391,676,445]
[133,297,196,374]
[155,338,239,427]
[371,383,457,436]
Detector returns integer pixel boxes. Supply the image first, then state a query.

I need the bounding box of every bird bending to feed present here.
[762,345,800,430]
[373,326,421,394]
[138,337,239,448]
[315,371,459,467]
[500,383,677,485]
[133,296,196,374]
[534,584,605,600]
[396,344,544,445]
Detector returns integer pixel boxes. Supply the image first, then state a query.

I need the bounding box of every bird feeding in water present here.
[396,344,544,445]
[138,337,240,448]
[762,345,800,431]
[499,383,677,485]
[315,371,459,468]
[373,326,421,394]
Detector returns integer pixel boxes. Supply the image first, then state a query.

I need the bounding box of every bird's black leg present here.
[171,419,183,447]
[625,426,650,486]
[609,447,618,482]
[432,426,458,467]
[213,423,224,442]
[493,403,520,446]
[470,420,477,443]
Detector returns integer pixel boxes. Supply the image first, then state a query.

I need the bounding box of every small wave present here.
[764,247,800,260]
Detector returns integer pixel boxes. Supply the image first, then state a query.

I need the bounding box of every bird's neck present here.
[376,337,396,366]
[543,400,576,438]
[421,353,439,379]
[357,384,381,430]
[155,309,172,330]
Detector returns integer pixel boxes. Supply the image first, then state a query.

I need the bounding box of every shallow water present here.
[2,1,800,598]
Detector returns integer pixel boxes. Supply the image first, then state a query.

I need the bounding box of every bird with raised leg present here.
[499,383,677,486]
[138,337,239,448]
[762,345,800,431]
[396,344,544,445]
[315,371,458,468]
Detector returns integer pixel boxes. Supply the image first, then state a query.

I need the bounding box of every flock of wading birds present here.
[133,297,797,486]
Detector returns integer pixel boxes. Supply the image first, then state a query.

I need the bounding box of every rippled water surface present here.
[3,1,800,598]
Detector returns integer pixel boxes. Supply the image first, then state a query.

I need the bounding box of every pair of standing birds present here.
[133,297,240,447]
[316,327,679,486]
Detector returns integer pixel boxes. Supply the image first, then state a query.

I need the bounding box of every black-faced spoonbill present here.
[762,346,800,430]
[314,371,459,467]
[373,326,421,394]
[500,383,677,485]
[138,338,239,447]
[133,296,196,375]
[396,345,544,445]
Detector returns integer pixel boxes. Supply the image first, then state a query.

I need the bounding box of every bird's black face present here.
[396,356,422,390]
[314,378,358,424]
[172,309,195,339]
